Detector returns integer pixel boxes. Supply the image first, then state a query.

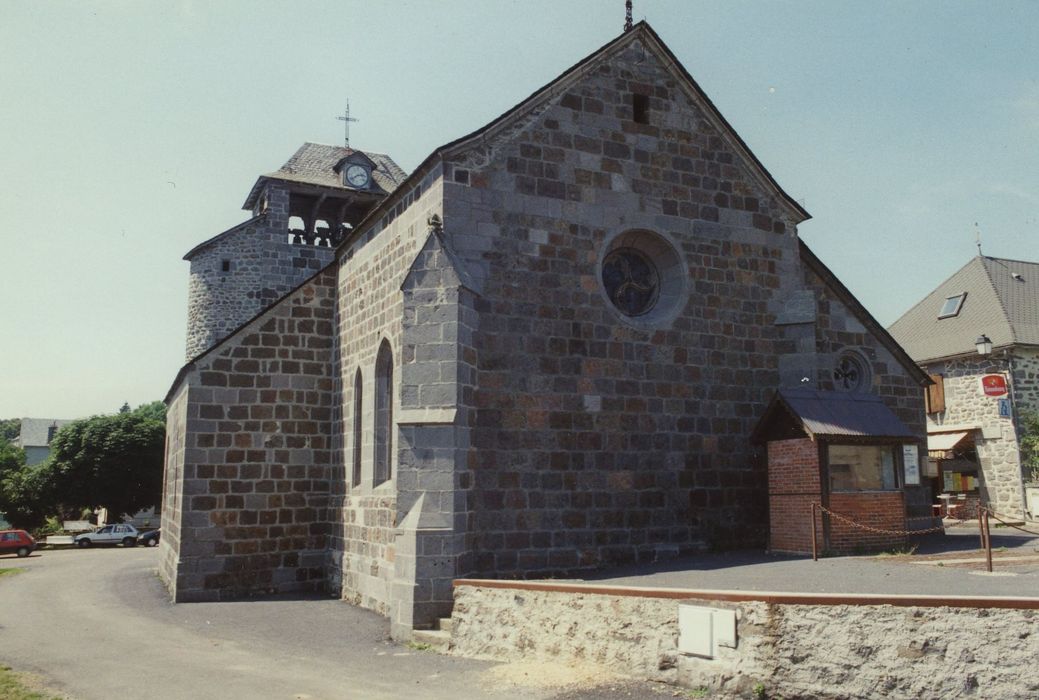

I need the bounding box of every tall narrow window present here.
[374,340,394,485]
[352,369,363,487]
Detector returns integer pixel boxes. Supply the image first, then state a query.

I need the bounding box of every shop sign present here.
[902,444,920,486]
[980,374,1007,397]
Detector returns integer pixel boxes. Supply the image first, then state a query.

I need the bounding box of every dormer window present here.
[938,293,966,319]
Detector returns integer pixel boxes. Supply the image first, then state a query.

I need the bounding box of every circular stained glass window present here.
[602,247,660,317]
[833,353,869,393]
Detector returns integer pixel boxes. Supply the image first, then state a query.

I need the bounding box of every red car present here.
[0,529,36,558]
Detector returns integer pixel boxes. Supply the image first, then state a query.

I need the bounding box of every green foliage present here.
[0,437,25,476]
[0,419,20,442]
[0,458,55,530]
[47,405,165,520]
[1019,411,1039,482]
[32,516,64,540]
[0,403,166,528]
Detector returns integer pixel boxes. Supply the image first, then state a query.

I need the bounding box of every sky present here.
[2,0,1038,419]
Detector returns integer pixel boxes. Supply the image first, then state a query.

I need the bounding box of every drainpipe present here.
[1004,351,1029,518]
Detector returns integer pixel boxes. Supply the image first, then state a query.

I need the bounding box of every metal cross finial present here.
[337,100,359,148]
[624,0,633,31]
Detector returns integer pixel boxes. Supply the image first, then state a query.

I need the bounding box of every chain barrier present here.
[984,508,1039,537]
[814,502,951,535]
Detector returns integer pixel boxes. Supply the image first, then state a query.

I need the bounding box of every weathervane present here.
[624,0,633,31]
[337,100,359,148]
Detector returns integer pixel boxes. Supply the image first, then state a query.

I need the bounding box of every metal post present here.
[983,508,993,573]
[811,502,819,562]
[978,503,987,550]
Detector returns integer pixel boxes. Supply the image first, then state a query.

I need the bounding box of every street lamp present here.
[975,334,993,356]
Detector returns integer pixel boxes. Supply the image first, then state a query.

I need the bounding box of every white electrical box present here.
[678,604,738,658]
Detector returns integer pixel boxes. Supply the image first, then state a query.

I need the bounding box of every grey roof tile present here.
[889,256,1039,362]
[14,418,75,448]
[243,142,407,209]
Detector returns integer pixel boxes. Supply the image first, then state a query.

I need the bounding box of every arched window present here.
[352,369,362,488]
[374,340,394,485]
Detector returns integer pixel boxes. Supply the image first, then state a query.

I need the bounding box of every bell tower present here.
[182,142,406,359]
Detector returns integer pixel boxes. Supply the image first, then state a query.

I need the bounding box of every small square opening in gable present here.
[221,260,231,273]
[632,93,650,124]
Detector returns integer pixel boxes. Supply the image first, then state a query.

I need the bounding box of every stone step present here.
[411,628,451,652]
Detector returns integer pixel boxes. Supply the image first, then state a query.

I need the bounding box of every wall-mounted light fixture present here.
[975,334,993,356]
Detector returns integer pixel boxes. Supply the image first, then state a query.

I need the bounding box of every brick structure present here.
[767,438,822,554]
[757,391,917,555]
[161,23,929,637]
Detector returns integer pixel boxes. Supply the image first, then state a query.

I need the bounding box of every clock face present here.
[346,164,370,188]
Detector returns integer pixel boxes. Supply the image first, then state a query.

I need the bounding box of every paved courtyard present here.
[573,526,1039,597]
[0,548,669,700]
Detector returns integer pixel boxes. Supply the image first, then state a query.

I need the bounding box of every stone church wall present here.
[441,38,809,575]
[330,171,446,619]
[159,268,337,601]
[802,265,931,517]
[184,183,334,360]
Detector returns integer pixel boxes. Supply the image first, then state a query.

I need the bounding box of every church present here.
[159,22,929,639]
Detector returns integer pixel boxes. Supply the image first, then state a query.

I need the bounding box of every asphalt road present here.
[0,548,671,700]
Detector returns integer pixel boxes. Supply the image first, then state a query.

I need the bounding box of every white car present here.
[74,524,139,548]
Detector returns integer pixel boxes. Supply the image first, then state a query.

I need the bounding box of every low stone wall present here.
[450,580,1039,699]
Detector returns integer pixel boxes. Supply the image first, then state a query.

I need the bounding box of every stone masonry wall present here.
[1011,346,1039,416]
[767,438,822,554]
[157,382,189,591]
[451,584,1039,699]
[329,172,446,619]
[925,353,1027,515]
[160,268,337,601]
[436,35,924,574]
[185,183,334,360]
[804,266,930,517]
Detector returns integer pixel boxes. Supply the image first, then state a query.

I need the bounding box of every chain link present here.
[986,509,1039,537]
[815,503,965,537]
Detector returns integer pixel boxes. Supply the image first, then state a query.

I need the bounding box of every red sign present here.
[981,374,1007,397]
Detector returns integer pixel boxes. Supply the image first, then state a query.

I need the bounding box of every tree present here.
[0,437,51,529]
[46,404,166,520]
[0,403,167,528]
[0,437,24,476]
[1020,411,1039,482]
[0,418,21,442]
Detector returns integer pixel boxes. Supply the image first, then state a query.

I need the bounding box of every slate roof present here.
[14,418,74,448]
[888,256,1039,363]
[752,389,916,443]
[242,143,407,209]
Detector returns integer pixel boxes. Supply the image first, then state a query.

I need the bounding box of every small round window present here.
[833,352,870,393]
[598,229,687,328]
[602,247,660,317]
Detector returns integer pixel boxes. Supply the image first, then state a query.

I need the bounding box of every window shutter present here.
[926,374,945,414]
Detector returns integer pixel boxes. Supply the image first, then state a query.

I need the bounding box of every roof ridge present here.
[980,256,1017,344]
[980,254,1039,266]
